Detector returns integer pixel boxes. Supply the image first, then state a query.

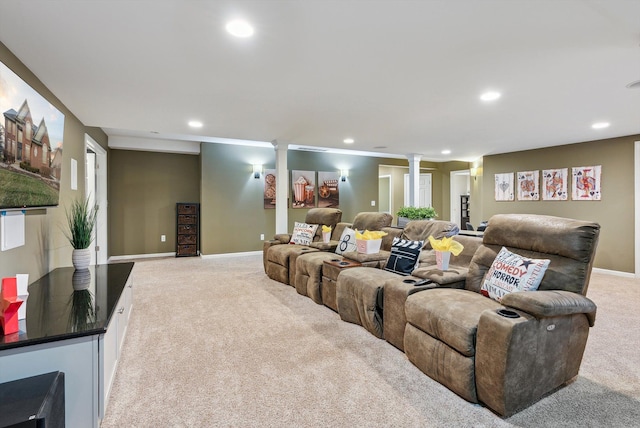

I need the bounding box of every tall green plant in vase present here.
[64,198,97,270]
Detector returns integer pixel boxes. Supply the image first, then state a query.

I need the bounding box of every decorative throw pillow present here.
[384,237,423,276]
[480,247,551,302]
[335,227,357,255]
[289,222,318,246]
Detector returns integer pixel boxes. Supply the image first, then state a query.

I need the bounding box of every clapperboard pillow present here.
[384,237,423,275]
[480,246,550,302]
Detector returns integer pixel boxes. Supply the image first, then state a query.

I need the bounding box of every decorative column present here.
[272,140,289,234]
[407,153,422,206]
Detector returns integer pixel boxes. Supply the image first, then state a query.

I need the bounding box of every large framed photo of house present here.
[0,60,65,209]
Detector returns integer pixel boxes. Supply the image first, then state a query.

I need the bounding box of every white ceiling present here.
[0,0,639,161]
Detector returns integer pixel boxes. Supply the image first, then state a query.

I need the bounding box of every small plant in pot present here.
[396,206,438,227]
[64,198,97,271]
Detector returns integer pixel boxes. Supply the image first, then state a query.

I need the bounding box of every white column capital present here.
[407,153,422,163]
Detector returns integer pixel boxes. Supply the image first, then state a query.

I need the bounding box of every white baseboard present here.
[199,250,262,259]
[592,267,637,278]
[108,252,175,262]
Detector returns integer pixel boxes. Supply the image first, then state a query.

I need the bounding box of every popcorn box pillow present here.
[356,238,382,254]
[289,222,318,246]
[480,246,550,302]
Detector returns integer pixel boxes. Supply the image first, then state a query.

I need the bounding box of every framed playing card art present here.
[517,170,539,201]
[542,168,568,201]
[572,165,602,201]
[494,173,514,201]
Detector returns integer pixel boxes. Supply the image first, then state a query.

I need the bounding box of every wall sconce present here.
[253,164,263,179]
[340,169,349,182]
[470,166,483,181]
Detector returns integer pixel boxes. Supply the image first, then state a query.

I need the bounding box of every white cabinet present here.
[99,273,133,420]
[0,263,134,428]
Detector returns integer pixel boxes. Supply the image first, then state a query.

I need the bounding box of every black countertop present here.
[0,262,134,351]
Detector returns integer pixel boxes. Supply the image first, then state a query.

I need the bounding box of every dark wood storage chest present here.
[176,203,199,257]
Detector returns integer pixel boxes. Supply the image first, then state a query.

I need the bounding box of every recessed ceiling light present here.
[441,149,451,155]
[626,80,640,89]
[480,91,501,101]
[591,122,610,129]
[188,120,203,128]
[226,20,254,38]
[343,138,354,144]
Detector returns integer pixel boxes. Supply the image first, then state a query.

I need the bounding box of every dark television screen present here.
[0,60,64,209]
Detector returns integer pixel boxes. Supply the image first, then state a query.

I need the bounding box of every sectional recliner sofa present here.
[262,210,601,417]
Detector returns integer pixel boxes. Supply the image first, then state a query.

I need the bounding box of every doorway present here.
[378,175,391,214]
[450,170,470,228]
[403,173,432,207]
[85,135,108,265]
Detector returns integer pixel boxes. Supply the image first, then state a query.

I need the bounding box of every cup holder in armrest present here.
[496,309,520,318]
[403,279,417,284]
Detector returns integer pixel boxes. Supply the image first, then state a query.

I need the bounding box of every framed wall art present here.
[0,60,65,209]
[542,168,568,201]
[291,170,316,208]
[317,171,340,208]
[572,165,601,201]
[263,169,276,209]
[517,170,539,201]
[494,173,514,201]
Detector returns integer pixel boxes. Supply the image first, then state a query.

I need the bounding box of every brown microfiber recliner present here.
[403,214,600,416]
[263,208,343,285]
[294,211,393,304]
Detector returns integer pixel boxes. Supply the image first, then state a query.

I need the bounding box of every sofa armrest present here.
[309,241,338,251]
[273,233,292,244]
[342,250,390,264]
[501,290,597,327]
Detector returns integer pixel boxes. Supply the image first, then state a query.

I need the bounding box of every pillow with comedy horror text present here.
[480,246,550,302]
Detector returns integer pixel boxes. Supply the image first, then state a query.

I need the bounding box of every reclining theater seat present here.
[383,234,482,351]
[336,219,460,339]
[403,214,600,416]
[264,208,343,285]
[294,212,393,304]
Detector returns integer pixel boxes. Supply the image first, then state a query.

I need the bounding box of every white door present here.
[450,170,470,226]
[404,173,432,207]
[378,175,391,213]
[85,135,108,265]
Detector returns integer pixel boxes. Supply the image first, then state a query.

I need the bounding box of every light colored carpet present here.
[101,255,640,427]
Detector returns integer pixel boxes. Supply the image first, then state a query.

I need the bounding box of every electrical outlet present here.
[371,200,376,206]
[260,234,265,241]
[161,235,166,242]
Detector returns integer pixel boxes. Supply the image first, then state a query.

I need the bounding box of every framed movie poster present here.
[572,165,601,201]
[291,170,316,208]
[494,173,514,201]
[542,168,568,201]
[263,169,276,209]
[517,170,539,201]
[317,171,340,208]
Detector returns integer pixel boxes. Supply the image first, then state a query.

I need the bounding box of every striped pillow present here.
[384,237,423,275]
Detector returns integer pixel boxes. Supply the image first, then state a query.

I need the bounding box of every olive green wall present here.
[0,41,107,280]
[108,150,200,256]
[379,160,469,225]
[482,135,638,273]
[199,144,408,255]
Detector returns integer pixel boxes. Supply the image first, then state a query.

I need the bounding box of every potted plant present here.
[396,206,438,227]
[64,198,97,270]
